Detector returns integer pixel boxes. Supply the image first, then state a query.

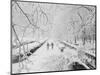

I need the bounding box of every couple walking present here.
[47,42,54,50]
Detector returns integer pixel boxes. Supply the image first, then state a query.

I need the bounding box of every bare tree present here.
[12,1,49,72]
[69,6,95,45]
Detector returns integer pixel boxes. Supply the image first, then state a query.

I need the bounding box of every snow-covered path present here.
[12,39,95,73]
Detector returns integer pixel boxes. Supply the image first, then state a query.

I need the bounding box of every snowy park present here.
[11,1,96,74]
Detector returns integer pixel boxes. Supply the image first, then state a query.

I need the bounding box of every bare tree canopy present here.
[11,0,96,74]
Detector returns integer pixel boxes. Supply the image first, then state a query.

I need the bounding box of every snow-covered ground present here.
[12,39,95,73]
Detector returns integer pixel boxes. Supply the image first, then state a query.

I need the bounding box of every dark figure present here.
[47,43,49,50]
[60,47,65,52]
[51,42,54,49]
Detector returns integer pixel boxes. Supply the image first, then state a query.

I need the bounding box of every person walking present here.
[47,42,49,50]
[51,42,54,49]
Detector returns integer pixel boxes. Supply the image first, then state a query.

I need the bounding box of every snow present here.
[12,39,95,73]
